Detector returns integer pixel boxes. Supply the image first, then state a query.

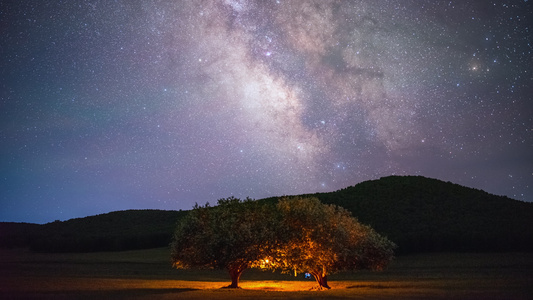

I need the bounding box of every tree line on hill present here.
[1,176,532,254]
[311,176,533,253]
[0,210,186,252]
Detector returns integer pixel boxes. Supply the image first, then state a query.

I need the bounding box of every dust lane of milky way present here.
[0,0,531,223]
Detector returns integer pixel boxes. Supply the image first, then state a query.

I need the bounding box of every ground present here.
[1,248,532,299]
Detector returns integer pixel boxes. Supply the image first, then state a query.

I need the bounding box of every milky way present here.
[1,0,531,223]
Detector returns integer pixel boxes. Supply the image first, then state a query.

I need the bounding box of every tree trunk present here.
[227,267,245,288]
[311,270,331,289]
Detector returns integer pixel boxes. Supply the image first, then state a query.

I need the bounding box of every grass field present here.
[1,247,532,299]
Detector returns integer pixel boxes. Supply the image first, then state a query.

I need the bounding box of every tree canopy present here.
[170,196,395,289]
[273,197,396,289]
[171,197,277,288]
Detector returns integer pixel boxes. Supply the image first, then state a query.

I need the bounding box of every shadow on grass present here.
[3,288,198,300]
[347,284,414,289]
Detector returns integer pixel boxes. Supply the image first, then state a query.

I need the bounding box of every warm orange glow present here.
[240,280,318,291]
[257,257,273,269]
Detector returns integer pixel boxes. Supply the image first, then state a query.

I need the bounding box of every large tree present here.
[171,196,395,289]
[170,197,277,288]
[273,197,396,289]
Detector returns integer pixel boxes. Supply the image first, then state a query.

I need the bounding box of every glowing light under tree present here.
[171,197,395,289]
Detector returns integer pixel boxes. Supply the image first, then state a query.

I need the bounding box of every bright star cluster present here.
[1,0,531,223]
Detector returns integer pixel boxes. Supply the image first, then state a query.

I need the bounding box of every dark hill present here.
[310,176,533,253]
[25,210,185,252]
[0,222,40,249]
[2,176,532,253]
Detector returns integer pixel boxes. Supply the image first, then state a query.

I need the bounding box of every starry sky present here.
[1,0,532,224]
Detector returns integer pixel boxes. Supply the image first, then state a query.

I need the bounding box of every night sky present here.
[1,0,531,224]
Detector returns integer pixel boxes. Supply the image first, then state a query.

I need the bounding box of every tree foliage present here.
[272,197,395,289]
[171,197,277,288]
[170,196,395,289]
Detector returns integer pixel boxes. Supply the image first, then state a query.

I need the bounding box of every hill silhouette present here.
[1,210,186,252]
[310,176,533,253]
[1,176,532,253]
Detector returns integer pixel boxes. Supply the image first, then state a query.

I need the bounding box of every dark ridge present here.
[13,209,186,252]
[2,176,532,253]
[309,176,533,253]
[0,222,41,249]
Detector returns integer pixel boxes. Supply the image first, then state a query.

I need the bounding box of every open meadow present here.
[1,247,532,299]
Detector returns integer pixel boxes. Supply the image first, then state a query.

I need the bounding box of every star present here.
[0,0,530,223]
